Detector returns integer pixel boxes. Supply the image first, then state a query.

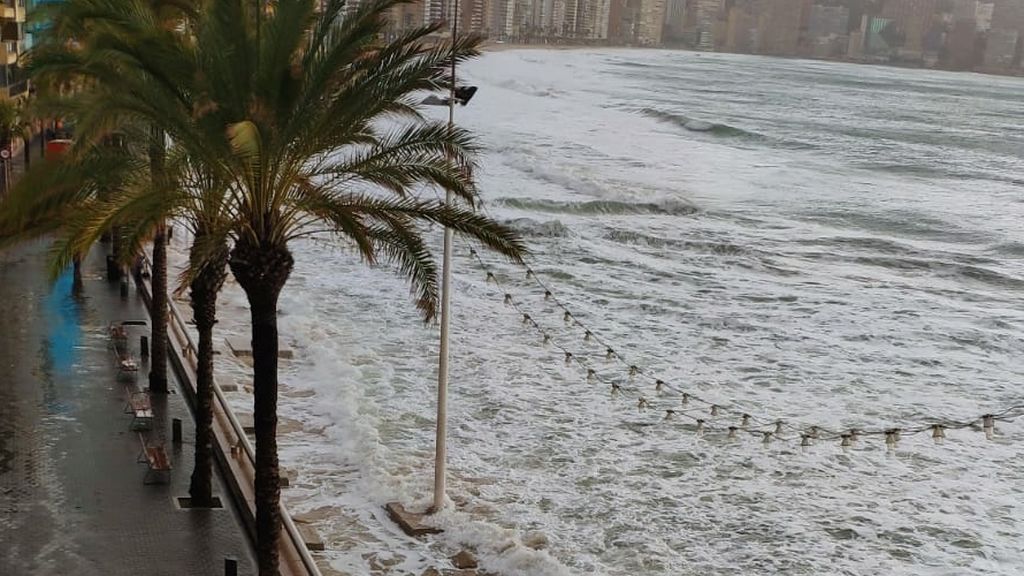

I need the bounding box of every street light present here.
[418,3,479,514]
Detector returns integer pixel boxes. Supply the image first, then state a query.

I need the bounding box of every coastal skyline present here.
[380,0,1024,75]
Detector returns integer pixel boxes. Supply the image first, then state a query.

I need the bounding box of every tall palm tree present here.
[0,98,33,192]
[30,1,527,573]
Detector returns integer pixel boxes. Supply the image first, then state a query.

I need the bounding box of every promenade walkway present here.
[0,240,256,575]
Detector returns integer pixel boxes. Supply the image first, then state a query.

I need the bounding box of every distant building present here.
[689,0,721,49]
[975,1,994,30]
[758,0,804,55]
[807,4,850,57]
[945,16,980,68]
[662,0,688,43]
[2,0,29,101]
[983,27,1020,68]
[882,0,938,59]
[635,0,665,44]
[725,3,758,52]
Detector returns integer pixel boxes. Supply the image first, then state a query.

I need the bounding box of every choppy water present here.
[187,50,1024,575]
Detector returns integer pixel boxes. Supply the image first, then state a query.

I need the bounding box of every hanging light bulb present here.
[564,351,573,365]
[696,419,705,435]
[564,310,572,323]
[840,434,852,448]
[611,383,621,395]
[606,347,615,359]
[800,434,811,447]
[526,269,534,279]
[542,333,551,344]
[710,405,719,417]
[637,398,649,410]
[681,393,690,406]
[931,424,945,442]
[522,313,531,324]
[762,431,772,445]
[808,426,819,439]
[982,414,995,440]
[655,380,665,392]
[486,271,495,283]
[664,409,676,420]
[774,421,784,435]
[544,290,552,300]
[504,293,512,304]
[727,426,738,439]
[884,429,899,448]
[584,330,592,342]
[587,368,596,381]
[629,365,639,378]
[741,414,750,427]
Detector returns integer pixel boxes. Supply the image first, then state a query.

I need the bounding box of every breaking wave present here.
[496,197,698,216]
[638,107,765,140]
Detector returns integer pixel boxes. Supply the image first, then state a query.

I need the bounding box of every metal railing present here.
[149,255,323,576]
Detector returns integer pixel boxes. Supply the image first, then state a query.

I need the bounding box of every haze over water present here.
[203,50,1024,575]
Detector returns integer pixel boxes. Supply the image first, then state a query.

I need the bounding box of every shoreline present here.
[478,42,1024,78]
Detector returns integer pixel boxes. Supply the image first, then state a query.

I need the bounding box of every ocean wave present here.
[506,217,572,237]
[637,107,764,140]
[604,230,753,257]
[497,197,698,217]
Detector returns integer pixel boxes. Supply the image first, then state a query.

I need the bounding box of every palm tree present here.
[0,98,33,192]
[30,1,527,572]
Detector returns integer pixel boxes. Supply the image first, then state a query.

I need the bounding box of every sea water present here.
[177,50,1024,575]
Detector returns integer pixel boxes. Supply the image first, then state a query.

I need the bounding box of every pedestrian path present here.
[0,240,256,576]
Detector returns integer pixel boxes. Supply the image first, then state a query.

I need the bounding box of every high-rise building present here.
[807,4,850,57]
[662,0,688,43]
[758,0,804,54]
[944,16,980,68]
[689,0,720,49]
[636,0,665,43]
[975,1,995,30]
[882,0,938,57]
[2,0,29,101]
[725,4,757,52]
[983,27,1020,67]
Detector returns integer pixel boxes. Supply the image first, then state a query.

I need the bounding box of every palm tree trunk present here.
[188,247,227,508]
[72,255,83,294]
[230,240,293,576]
[148,124,169,393]
[149,224,169,393]
[109,225,123,281]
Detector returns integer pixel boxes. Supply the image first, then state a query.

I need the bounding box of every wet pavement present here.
[0,240,256,575]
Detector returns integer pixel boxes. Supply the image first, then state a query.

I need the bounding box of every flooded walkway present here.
[0,240,256,575]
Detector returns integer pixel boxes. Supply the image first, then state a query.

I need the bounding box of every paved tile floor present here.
[0,241,257,575]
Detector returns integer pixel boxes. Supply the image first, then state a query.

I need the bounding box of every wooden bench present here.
[137,434,171,485]
[122,386,153,430]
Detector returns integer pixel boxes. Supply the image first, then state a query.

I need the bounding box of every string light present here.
[458,238,1024,451]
